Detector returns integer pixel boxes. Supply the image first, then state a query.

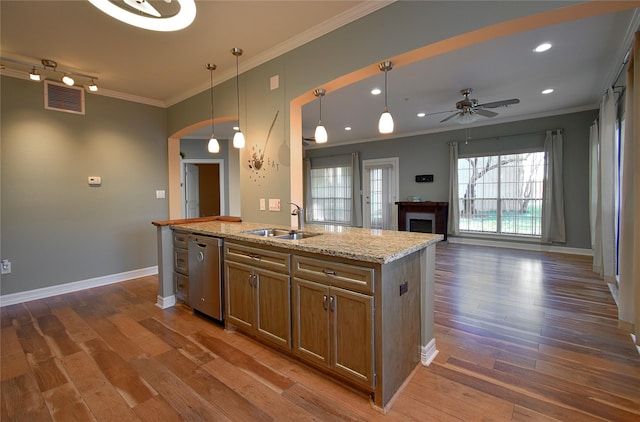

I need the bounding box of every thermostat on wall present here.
[88,176,102,186]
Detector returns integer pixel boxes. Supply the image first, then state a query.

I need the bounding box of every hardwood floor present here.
[2,243,639,421]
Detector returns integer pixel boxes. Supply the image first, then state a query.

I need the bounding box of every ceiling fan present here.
[432,88,520,123]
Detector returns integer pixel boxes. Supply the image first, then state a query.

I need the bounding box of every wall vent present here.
[44,80,85,115]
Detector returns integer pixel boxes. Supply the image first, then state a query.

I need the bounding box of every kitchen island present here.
[152,218,442,411]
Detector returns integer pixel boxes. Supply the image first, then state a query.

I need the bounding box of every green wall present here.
[305,110,598,250]
[1,76,167,295]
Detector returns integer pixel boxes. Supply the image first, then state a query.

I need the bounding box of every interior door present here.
[185,163,199,218]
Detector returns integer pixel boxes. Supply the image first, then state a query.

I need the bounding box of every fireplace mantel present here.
[396,202,448,240]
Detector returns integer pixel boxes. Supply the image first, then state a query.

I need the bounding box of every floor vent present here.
[44,80,85,115]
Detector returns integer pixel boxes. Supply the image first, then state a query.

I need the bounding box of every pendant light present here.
[231,47,245,149]
[313,88,328,143]
[206,63,220,153]
[378,61,394,134]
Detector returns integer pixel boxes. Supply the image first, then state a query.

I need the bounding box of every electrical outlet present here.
[1,259,11,275]
[260,198,266,211]
[268,199,280,211]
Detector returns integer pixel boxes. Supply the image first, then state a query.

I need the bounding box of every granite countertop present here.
[169,220,442,264]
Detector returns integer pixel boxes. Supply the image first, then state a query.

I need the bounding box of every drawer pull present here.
[322,269,337,276]
[248,253,262,260]
[329,295,335,311]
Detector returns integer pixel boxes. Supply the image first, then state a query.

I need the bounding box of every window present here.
[309,165,352,224]
[458,151,544,236]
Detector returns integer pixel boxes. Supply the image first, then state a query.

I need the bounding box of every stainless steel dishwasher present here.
[188,235,223,321]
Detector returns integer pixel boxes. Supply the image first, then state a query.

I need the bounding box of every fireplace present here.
[396,202,448,240]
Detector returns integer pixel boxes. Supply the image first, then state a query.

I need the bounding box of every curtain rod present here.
[450,128,563,144]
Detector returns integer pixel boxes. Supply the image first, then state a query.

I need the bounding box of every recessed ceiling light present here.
[371,88,381,95]
[542,88,554,94]
[344,127,352,131]
[417,112,426,118]
[533,42,552,53]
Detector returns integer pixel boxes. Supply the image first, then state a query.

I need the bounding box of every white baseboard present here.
[0,266,158,307]
[447,236,593,256]
[421,338,438,366]
[156,294,176,309]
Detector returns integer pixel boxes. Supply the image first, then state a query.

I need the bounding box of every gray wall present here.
[305,110,598,249]
[1,76,168,295]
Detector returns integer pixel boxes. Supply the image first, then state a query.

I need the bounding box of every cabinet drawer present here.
[174,272,189,302]
[173,231,189,249]
[174,247,188,275]
[292,256,374,294]
[225,242,290,274]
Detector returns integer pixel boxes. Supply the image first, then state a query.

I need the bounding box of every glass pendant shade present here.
[208,136,220,153]
[314,124,328,143]
[456,112,479,124]
[233,131,245,149]
[378,109,394,134]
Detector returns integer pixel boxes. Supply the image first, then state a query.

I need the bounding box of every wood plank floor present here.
[2,243,639,421]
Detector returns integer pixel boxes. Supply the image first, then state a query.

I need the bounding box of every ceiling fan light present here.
[378,110,394,134]
[314,124,328,143]
[456,113,479,124]
[62,74,74,86]
[87,0,196,32]
[233,131,245,149]
[208,136,220,153]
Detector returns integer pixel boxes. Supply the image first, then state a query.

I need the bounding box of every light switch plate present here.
[88,176,101,186]
[269,198,280,211]
[156,190,166,199]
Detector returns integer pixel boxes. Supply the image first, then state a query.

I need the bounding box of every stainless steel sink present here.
[242,228,321,240]
[242,228,292,237]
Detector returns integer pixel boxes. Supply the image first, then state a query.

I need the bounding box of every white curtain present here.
[589,121,599,250]
[541,130,566,243]
[618,31,639,344]
[351,152,362,227]
[304,157,312,222]
[593,88,617,280]
[447,142,460,235]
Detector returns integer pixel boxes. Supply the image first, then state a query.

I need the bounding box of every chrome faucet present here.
[289,202,304,230]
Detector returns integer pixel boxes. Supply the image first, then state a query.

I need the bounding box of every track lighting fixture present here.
[378,61,394,134]
[206,63,220,154]
[313,88,328,143]
[231,47,245,149]
[62,74,75,86]
[0,57,99,91]
[29,67,41,81]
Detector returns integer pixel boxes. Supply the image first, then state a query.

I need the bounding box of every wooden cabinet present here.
[173,230,189,303]
[292,256,375,389]
[224,242,292,350]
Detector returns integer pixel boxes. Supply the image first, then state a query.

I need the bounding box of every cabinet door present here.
[224,261,254,330]
[292,278,330,367]
[330,286,375,389]
[255,268,291,349]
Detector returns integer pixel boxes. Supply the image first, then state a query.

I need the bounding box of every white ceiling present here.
[1,1,639,146]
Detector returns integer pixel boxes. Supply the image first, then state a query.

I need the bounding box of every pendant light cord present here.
[235,54,240,131]
[384,68,388,112]
[209,68,215,135]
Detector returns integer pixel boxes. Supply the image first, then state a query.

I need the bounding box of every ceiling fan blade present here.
[479,98,520,108]
[425,109,457,117]
[440,112,460,123]
[475,109,498,118]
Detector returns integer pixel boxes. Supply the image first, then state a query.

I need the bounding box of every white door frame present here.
[362,157,399,230]
[180,158,226,218]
